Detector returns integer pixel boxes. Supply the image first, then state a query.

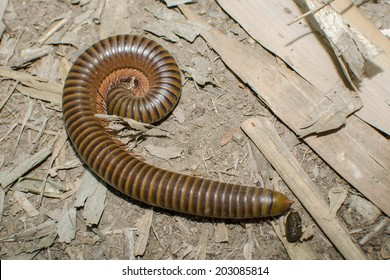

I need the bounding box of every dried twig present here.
[37,13,72,46]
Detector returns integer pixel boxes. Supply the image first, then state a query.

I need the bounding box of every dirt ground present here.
[0,0,389,260]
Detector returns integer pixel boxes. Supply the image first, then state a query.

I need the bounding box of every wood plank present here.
[179,5,390,216]
[217,0,390,135]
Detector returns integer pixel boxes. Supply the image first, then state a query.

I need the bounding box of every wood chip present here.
[24,232,57,253]
[0,145,53,188]
[145,145,183,160]
[308,0,380,82]
[0,21,4,39]
[16,84,61,105]
[73,169,107,226]
[37,12,72,46]
[64,247,83,260]
[243,227,253,260]
[82,176,107,226]
[95,114,154,132]
[0,67,62,93]
[14,178,63,199]
[10,46,54,68]
[182,55,214,85]
[98,0,129,38]
[194,224,209,260]
[172,106,186,124]
[300,224,316,241]
[123,228,136,260]
[134,209,153,256]
[57,201,77,243]
[0,219,56,242]
[174,216,192,237]
[215,222,229,243]
[73,170,99,207]
[16,98,34,146]
[13,191,40,217]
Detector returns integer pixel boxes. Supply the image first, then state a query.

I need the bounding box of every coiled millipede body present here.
[63,35,292,219]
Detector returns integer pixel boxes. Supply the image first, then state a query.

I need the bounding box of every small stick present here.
[38,15,71,46]
[287,0,335,26]
[16,120,57,136]
[15,99,34,153]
